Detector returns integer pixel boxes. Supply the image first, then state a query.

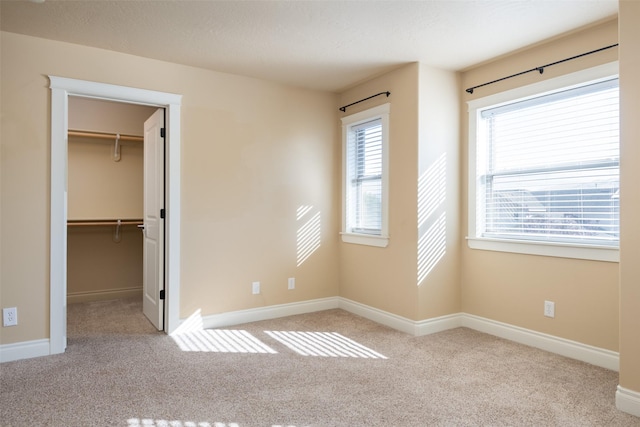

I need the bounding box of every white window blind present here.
[475,77,619,246]
[346,118,383,234]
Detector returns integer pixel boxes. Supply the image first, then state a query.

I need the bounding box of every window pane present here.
[354,178,382,233]
[486,168,619,243]
[355,124,382,177]
[348,118,382,234]
[478,78,619,245]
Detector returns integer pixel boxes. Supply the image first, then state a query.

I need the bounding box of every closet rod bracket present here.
[113,133,121,162]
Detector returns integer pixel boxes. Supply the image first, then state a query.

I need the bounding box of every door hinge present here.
[160,208,165,219]
[160,128,165,138]
[159,290,165,300]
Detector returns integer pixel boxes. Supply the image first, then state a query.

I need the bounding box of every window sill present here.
[341,232,389,248]
[466,237,619,262]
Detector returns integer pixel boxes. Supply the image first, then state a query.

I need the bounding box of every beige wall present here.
[338,62,460,321]
[69,97,157,135]
[67,227,142,301]
[460,19,620,351]
[68,136,143,220]
[619,0,640,393]
[0,31,339,344]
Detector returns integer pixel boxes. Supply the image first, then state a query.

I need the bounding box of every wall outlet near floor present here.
[544,300,555,318]
[288,277,295,290]
[252,281,261,295]
[3,307,18,327]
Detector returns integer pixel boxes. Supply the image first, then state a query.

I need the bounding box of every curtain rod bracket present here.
[339,91,390,113]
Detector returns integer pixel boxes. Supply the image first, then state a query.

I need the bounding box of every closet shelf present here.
[67,219,143,227]
[68,129,143,142]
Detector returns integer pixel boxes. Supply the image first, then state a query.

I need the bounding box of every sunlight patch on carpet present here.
[128,420,303,427]
[171,329,277,353]
[170,309,204,335]
[127,419,230,427]
[264,331,387,358]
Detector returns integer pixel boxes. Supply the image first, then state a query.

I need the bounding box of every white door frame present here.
[49,76,182,354]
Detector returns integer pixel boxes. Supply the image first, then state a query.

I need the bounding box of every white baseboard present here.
[461,313,619,371]
[199,296,461,337]
[337,297,419,334]
[67,287,142,304]
[0,339,50,363]
[616,386,640,417]
[338,297,462,336]
[415,313,463,335]
[334,301,618,371]
[201,297,340,329]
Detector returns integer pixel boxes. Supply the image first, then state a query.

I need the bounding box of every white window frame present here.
[341,103,390,247]
[467,62,619,262]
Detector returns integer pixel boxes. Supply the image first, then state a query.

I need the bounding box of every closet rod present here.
[67,219,143,227]
[68,130,143,142]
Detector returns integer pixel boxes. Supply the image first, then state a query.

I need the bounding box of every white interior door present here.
[143,108,165,330]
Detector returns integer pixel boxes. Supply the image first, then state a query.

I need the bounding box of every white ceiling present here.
[0,0,618,92]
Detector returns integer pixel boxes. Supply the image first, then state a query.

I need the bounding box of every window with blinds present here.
[347,118,383,234]
[341,103,389,247]
[475,77,619,246]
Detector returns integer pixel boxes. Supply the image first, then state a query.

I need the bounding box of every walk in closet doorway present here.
[66,97,159,332]
[50,76,182,355]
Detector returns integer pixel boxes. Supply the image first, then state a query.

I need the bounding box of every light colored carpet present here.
[1,298,639,427]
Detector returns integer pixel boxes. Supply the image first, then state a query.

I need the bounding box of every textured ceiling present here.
[0,0,618,92]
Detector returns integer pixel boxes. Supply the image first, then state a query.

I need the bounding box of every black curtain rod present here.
[465,43,619,94]
[339,91,390,112]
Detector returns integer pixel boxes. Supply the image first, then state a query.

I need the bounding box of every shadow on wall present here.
[417,153,447,285]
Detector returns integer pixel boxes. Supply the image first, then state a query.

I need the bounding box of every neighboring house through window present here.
[467,63,619,262]
[341,103,390,247]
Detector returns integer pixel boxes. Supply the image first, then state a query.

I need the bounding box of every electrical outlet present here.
[3,307,17,327]
[252,281,260,295]
[288,277,295,290]
[544,300,555,318]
